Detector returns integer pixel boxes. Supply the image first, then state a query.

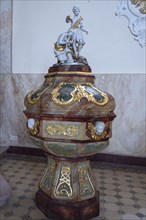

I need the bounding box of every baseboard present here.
[7,146,46,157]
[7,146,146,167]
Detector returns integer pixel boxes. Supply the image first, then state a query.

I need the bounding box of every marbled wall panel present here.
[0,0,12,74]
[0,74,145,156]
[0,74,44,147]
[95,74,146,156]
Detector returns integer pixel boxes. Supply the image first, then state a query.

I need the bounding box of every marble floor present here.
[0,154,146,220]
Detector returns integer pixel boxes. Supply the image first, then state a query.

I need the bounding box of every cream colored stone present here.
[29,209,47,219]
[122,214,140,220]
[121,205,137,214]
[104,195,118,203]
[119,191,133,198]
[121,198,135,206]
[104,189,117,196]
[133,187,146,193]
[13,207,29,216]
[103,210,121,219]
[104,202,119,211]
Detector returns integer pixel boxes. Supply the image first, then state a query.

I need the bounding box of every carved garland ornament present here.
[116,0,146,47]
[46,124,79,137]
[51,82,108,106]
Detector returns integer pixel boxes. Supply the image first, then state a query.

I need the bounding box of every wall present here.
[12,0,145,74]
[0,0,12,74]
[0,0,145,157]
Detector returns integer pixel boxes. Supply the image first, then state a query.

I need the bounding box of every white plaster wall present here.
[12,0,146,74]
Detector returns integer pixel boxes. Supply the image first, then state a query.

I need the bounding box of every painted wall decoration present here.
[116,0,146,47]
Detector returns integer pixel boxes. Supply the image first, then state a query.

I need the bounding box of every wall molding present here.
[7,146,146,167]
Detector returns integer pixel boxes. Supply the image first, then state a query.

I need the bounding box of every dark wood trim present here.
[45,73,95,78]
[91,153,146,167]
[7,146,146,167]
[23,111,116,122]
[48,64,92,73]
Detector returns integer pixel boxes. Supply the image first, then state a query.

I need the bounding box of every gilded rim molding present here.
[51,82,109,106]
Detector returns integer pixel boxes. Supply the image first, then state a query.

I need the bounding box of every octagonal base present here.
[35,189,100,220]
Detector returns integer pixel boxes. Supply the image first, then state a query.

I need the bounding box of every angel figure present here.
[66,6,88,59]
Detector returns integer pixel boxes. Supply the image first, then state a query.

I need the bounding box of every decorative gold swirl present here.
[78,167,95,197]
[131,0,146,14]
[54,42,66,51]
[55,166,73,198]
[51,82,109,106]
[25,83,53,105]
[46,124,79,137]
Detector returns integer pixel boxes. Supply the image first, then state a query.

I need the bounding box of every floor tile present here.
[0,154,146,220]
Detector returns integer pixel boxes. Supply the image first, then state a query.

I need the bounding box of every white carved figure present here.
[27,118,35,129]
[54,32,74,64]
[67,6,88,58]
[54,6,88,65]
[95,121,105,135]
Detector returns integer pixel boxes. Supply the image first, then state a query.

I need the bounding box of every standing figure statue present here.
[54,6,88,65]
[66,6,88,59]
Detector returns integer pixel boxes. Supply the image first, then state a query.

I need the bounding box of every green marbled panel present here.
[82,141,109,156]
[39,158,56,196]
[30,136,43,148]
[45,142,78,157]
[78,161,96,199]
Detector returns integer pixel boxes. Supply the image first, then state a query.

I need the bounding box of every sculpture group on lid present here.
[54,6,89,65]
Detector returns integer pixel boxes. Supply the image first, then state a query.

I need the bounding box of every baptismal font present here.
[24,6,116,220]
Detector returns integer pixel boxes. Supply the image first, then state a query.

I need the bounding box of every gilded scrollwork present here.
[131,0,146,14]
[55,166,73,198]
[51,82,108,106]
[78,167,95,197]
[25,83,53,105]
[46,124,79,137]
[87,122,110,141]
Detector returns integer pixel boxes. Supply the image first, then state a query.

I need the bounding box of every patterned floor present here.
[0,154,146,220]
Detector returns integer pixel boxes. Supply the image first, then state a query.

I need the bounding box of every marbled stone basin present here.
[24,65,116,220]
